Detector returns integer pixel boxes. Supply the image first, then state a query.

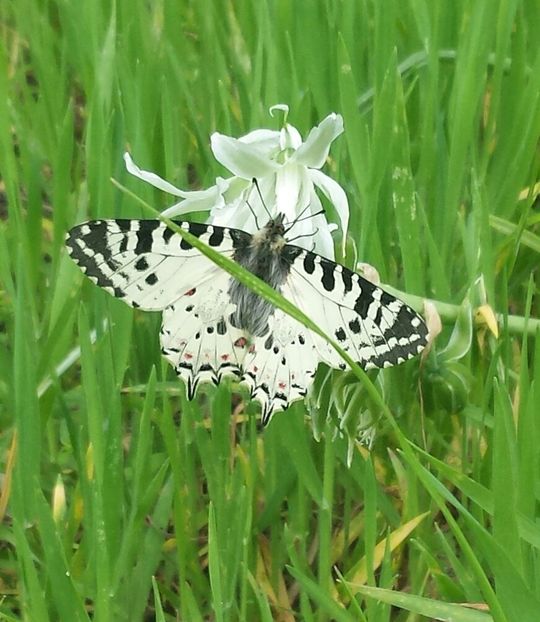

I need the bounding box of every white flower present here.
[124,105,349,259]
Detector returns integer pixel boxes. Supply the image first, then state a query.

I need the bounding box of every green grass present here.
[1,1,540,620]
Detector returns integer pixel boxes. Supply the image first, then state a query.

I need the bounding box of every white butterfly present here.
[66,215,427,424]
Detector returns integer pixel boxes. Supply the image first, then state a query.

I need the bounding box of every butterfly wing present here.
[66,219,249,310]
[67,218,252,399]
[281,247,428,371]
[239,310,320,424]
[159,272,248,398]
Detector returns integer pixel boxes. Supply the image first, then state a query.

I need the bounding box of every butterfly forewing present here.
[66,219,248,310]
[282,246,428,371]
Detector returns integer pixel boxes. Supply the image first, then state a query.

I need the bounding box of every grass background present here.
[1,1,540,620]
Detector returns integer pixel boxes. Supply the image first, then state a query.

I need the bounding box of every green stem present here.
[318,429,335,611]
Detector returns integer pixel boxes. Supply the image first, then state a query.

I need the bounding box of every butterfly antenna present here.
[287,227,319,244]
[245,199,261,229]
[284,208,326,233]
[252,178,273,220]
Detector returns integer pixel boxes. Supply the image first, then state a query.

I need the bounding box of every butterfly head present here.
[253,213,287,252]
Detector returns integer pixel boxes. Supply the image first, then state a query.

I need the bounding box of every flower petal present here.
[161,190,221,217]
[209,177,275,232]
[280,124,302,150]
[211,133,279,179]
[307,192,336,259]
[238,129,281,161]
[293,113,344,168]
[278,187,336,259]
[239,129,280,145]
[275,163,308,222]
[309,168,349,246]
[161,177,237,217]
[124,152,191,197]
[314,227,336,260]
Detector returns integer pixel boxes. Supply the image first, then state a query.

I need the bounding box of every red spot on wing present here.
[185,288,196,296]
[278,381,286,390]
[234,337,247,348]
[184,353,193,360]
[248,344,255,354]
[221,353,230,361]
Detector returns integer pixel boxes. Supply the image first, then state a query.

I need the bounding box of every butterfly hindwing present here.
[66,219,249,310]
[159,272,247,398]
[240,310,319,423]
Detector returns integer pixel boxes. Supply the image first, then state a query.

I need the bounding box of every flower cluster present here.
[125,105,349,259]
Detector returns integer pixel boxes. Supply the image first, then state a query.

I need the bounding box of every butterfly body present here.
[66,215,427,423]
[229,214,299,336]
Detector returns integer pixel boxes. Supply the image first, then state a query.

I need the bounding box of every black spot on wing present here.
[216,319,227,335]
[135,221,160,254]
[374,305,383,326]
[135,257,149,271]
[380,290,394,307]
[349,318,361,334]
[208,227,225,247]
[335,327,346,342]
[145,273,158,285]
[303,252,316,274]
[175,222,214,250]
[163,226,175,243]
[342,268,353,293]
[354,279,376,318]
[116,220,132,233]
[103,256,119,272]
[187,221,211,237]
[321,259,335,291]
[116,220,132,252]
[119,236,128,252]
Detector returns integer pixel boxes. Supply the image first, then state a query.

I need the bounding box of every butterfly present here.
[66,215,428,424]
